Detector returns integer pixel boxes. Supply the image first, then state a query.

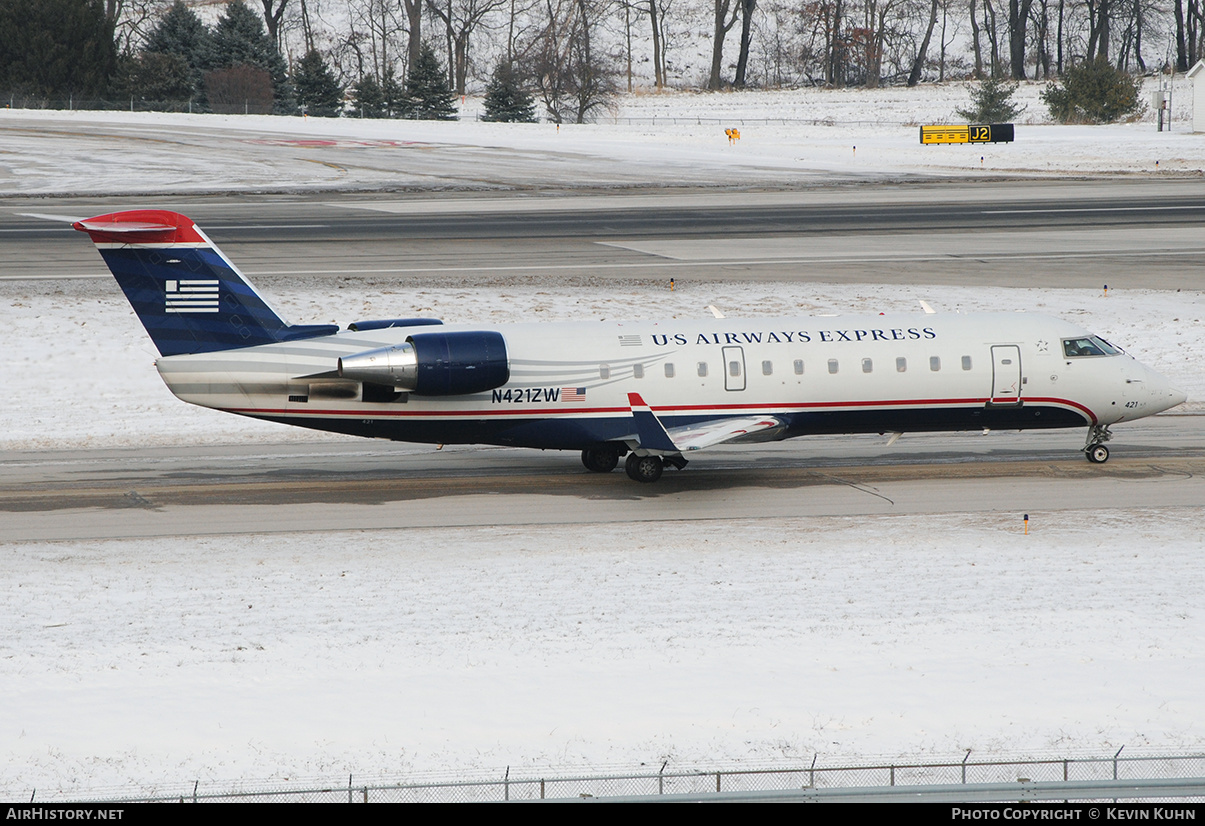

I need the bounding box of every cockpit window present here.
[1062,336,1121,358]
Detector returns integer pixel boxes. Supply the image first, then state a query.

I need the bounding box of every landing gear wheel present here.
[625,453,664,483]
[581,446,620,473]
[1086,444,1110,464]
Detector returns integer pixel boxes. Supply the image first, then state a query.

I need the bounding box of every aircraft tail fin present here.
[73,210,337,357]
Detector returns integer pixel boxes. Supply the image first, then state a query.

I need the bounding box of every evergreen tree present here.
[143,0,209,102]
[116,51,193,106]
[1041,58,1143,124]
[353,73,385,117]
[403,42,456,121]
[205,0,292,113]
[0,0,116,100]
[382,68,406,117]
[482,62,536,123]
[956,76,1024,122]
[293,49,343,116]
[352,68,405,117]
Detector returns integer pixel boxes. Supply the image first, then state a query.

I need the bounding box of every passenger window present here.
[697,362,708,377]
[930,356,941,372]
[896,357,907,373]
[762,360,773,376]
[664,363,675,378]
[600,364,610,379]
[962,356,972,371]
[728,360,742,377]
[828,359,839,374]
[862,358,873,374]
[793,359,804,375]
[633,364,644,379]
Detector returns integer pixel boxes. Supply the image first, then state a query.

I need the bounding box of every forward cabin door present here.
[723,346,746,391]
[989,345,1023,406]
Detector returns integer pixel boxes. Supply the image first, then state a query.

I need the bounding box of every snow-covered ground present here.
[2,85,1203,800]
[1,78,1202,197]
[4,510,1204,797]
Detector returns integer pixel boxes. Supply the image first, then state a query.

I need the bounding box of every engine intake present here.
[337,331,509,396]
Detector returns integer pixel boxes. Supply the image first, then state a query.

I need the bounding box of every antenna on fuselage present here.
[918,300,937,314]
[707,305,726,319]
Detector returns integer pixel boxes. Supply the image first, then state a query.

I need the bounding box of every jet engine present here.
[337,331,509,396]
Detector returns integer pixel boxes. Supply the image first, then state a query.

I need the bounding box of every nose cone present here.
[1146,366,1188,415]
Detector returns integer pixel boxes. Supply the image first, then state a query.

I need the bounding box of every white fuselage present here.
[153,311,1185,450]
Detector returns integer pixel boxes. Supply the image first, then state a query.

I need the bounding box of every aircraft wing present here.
[626,393,784,454]
[665,415,785,451]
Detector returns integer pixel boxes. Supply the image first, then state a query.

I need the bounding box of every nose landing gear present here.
[1084,425,1113,464]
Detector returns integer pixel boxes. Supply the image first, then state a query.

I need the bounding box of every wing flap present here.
[666,415,785,451]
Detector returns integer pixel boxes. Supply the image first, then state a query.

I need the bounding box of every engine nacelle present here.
[337,331,509,396]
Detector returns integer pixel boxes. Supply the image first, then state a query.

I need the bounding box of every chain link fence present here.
[23,752,1203,804]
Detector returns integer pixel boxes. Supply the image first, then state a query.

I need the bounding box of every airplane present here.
[73,209,1187,483]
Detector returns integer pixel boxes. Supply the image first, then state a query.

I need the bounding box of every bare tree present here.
[648,0,669,87]
[427,0,510,96]
[111,0,171,53]
[404,0,423,68]
[1085,0,1111,60]
[907,0,940,84]
[341,0,407,84]
[531,0,617,121]
[733,0,756,86]
[708,0,740,88]
[860,0,906,87]
[260,0,290,46]
[1007,0,1033,77]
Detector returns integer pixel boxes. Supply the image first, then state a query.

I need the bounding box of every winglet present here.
[627,393,679,453]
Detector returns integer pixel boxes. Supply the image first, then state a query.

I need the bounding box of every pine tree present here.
[293,49,342,116]
[482,62,536,123]
[116,51,193,106]
[205,0,292,113]
[353,73,385,117]
[353,68,405,117]
[0,0,116,100]
[143,0,209,101]
[956,76,1024,122]
[1041,58,1143,124]
[382,68,406,117]
[403,42,457,121]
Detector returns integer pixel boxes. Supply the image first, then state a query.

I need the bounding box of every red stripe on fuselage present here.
[223,395,1097,424]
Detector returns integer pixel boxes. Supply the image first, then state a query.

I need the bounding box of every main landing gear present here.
[581,445,622,473]
[1084,425,1113,464]
[581,445,686,483]
[625,453,663,483]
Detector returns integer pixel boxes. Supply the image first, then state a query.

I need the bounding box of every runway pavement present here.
[2,419,1202,541]
[4,179,1204,288]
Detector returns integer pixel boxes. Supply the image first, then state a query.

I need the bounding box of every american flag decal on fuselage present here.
[165,279,219,313]
[562,387,586,402]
